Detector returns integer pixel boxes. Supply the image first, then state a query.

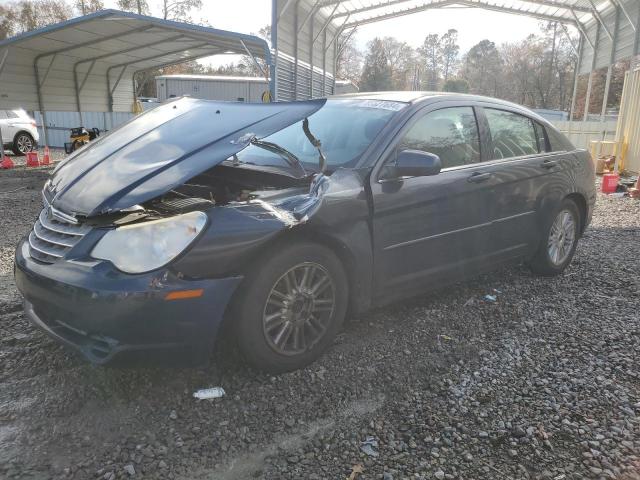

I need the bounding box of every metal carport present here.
[0,9,274,146]
[272,0,640,121]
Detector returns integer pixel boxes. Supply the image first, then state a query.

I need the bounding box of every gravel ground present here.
[0,170,639,480]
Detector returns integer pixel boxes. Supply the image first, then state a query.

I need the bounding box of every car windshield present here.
[232,99,406,173]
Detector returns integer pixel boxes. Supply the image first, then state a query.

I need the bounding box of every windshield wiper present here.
[302,118,327,174]
[249,138,309,177]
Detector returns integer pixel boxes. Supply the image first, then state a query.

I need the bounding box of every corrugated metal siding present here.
[615,68,640,173]
[0,48,134,112]
[274,0,337,101]
[554,120,618,150]
[156,77,268,102]
[579,0,639,75]
[33,111,134,147]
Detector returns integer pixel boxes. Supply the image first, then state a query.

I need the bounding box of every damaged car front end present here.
[14,96,397,368]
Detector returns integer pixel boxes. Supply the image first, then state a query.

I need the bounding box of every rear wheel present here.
[12,132,34,156]
[233,241,348,373]
[529,198,581,276]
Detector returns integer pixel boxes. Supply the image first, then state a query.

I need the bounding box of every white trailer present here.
[155,75,270,103]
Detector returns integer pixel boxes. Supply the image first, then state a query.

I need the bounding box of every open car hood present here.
[47,97,326,217]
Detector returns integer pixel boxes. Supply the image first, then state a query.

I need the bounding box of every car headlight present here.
[91,211,208,274]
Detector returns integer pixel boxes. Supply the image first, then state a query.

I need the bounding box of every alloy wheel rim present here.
[262,262,336,356]
[547,209,576,266]
[17,135,33,153]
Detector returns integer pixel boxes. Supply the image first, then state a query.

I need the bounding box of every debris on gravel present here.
[1,170,638,480]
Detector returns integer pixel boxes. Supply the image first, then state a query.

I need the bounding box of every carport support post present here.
[569,35,583,127]
[292,0,299,100]
[601,4,620,126]
[309,9,315,98]
[0,121,5,163]
[33,60,49,148]
[635,5,640,56]
[583,22,600,122]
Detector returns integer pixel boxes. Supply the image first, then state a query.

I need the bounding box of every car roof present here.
[330,91,550,124]
[330,91,447,103]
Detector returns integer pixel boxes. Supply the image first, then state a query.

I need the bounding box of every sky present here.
[96,0,560,64]
[4,0,569,67]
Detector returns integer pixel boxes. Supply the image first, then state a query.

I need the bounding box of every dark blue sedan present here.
[14,92,596,372]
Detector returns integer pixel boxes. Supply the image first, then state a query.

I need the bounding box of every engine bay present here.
[145,164,312,215]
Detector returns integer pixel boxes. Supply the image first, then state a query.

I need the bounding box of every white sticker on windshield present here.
[356,100,407,111]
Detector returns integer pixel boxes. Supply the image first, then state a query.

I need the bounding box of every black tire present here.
[12,132,35,156]
[233,241,348,373]
[529,198,581,276]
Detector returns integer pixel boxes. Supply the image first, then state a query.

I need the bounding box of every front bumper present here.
[14,239,242,365]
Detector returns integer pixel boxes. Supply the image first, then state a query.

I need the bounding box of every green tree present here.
[419,34,442,90]
[442,78,469,93]
[460,39,502,97]
[360,38,393,92]
[441,29,459,82]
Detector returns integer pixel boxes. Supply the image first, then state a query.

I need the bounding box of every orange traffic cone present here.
[26,151,40,167]
[41,146,51,165]
[1,155,14,169]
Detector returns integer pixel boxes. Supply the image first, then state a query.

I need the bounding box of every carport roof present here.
[0,9,272,115]
[0,9,271,70]
[316,0,616,28]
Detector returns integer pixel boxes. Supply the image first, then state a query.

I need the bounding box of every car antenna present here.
[302,118,327,173]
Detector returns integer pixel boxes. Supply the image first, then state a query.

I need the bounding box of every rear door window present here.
[485,109,539,159]
[546,126,573,152]
[534,122,548,152]
[0,111,7,120]
[398,106,481,169]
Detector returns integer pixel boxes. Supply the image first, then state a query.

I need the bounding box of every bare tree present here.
[381,36,417,90]
[116,0,150,15]
[160,0,203,22]
[75,0,104,15]
[0,5,18,39]
[11,0,72,33]
[336,30,363,85]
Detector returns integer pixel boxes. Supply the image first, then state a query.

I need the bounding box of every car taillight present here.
[30,121,37,127]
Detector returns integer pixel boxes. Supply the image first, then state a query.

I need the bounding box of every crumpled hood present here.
[47,97,326,217]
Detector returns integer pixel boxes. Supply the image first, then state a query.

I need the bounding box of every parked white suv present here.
[0,109,39,155]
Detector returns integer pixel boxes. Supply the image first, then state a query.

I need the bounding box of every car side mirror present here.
[381,149,442,180]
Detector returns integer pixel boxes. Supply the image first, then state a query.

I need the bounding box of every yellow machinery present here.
[65,127,100,153]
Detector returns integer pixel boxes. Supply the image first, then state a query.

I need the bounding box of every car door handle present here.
[541,159,558,169]
[467,172,493,183]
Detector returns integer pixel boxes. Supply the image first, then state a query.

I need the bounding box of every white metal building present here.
[155,74,269,102]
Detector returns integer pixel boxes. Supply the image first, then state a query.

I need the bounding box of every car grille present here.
[28,205,91,263]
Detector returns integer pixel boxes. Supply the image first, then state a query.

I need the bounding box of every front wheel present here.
[12,132,35,156]
[529,198,581,276]
[233,241,348,373]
